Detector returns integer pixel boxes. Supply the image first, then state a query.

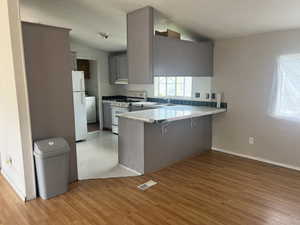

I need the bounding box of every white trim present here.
[154,76,193,98]
[1,169,26,201]
[119,164,142,176]
[212,147,300,172]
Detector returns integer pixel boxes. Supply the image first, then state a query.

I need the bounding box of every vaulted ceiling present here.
[20,0,300,52]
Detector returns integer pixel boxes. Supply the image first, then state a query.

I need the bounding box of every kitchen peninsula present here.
[118,105,226,174]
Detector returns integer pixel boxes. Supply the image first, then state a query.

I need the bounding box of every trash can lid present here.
[34,137,70,158]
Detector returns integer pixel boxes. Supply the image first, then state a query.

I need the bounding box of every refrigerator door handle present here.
[81,92,84,105]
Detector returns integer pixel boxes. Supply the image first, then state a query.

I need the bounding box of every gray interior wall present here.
[84,60,99,121]
[212,29,300,168]
[22,22,77,182]
[84,60,98,97]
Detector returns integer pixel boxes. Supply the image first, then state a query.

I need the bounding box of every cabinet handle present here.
[190,118,196,128]
[81,93,84,105]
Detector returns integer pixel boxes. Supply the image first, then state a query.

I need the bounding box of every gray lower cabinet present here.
[119,116,212,174]
[153,35,213,76]
[102,102,112,129]
[109,53,128,84]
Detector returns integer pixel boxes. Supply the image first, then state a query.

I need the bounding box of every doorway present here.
[72,56,139,180]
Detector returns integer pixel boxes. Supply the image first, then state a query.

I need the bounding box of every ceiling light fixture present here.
[98,32,110,39]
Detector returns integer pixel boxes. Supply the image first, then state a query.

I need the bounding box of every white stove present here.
[111,91,157,134]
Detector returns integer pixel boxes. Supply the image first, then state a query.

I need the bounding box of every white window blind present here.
[154,76,192,97]
[273,54,300,121]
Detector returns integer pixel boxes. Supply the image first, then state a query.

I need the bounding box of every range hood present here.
[114,78,128,85]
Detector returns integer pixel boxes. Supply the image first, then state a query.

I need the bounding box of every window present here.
[273,54,300,120]
[154,76,192,97]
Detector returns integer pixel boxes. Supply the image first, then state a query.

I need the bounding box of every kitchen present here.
[20,1,226,181]
[4,0,300,223]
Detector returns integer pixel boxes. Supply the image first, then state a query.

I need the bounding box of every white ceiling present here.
[20,0,300,52]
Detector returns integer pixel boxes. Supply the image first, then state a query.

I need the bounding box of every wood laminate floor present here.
[1,151,300,225]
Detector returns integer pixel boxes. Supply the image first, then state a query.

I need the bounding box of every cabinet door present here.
[153,36,213,76]
[109,55,118,84]
[127,7,154,84]
[118,54,128,80]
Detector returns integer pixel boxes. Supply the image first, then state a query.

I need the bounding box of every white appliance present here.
[72,71,88,141]
[111,106,129,134]
[111,91,150,134]
[85,96,97,123]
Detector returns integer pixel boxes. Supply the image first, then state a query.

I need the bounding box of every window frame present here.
[154,76,192,98]
[273,54,300,121]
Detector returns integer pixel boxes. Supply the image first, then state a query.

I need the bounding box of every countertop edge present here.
[118,108,226,123]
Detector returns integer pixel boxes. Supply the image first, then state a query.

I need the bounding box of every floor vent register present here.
[137,180,157,191]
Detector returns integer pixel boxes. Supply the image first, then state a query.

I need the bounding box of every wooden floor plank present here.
[1,151,300,225]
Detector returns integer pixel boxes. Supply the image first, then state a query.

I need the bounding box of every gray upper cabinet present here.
[109,55,118,83]
[127,7,154,84]
[109,53,128,84]
[118,54,128,80]
[153,36,213,76]
[127,6,214,84]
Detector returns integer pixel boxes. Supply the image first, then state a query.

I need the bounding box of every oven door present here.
[111,106,129,134]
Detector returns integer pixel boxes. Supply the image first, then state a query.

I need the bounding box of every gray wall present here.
[22,22,77,182]
[212,29,300,169]
[84,60,99,121]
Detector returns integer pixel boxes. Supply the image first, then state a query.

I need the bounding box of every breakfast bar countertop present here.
[118,105,226,123]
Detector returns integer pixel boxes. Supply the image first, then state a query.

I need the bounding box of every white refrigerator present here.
[72,71,88,141]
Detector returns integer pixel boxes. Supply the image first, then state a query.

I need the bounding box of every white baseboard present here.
[212,147,300,172]
[1,169,26,201]
[119,164,142,176]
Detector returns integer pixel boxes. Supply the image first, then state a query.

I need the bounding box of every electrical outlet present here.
[5,157,13,166]
[249,137,255,145]
[211,93,216,99]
